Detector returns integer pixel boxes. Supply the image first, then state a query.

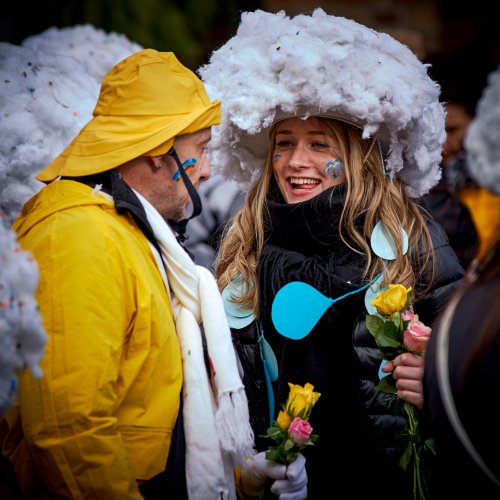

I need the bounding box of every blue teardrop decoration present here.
[370,220,409,260]
[271,281,333,340]
[378,359,390,380]
[262,337,278,382]
[222,276,255,329]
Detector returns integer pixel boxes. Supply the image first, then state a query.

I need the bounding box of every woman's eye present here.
[311,142,329,151]
[275,140,294,150]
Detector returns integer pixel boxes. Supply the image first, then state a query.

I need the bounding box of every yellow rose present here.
[276,410,292,429]
[370,284,412,317]
[286,382,321,418]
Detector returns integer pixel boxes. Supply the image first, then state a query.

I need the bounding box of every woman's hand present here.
[382,352,424,410]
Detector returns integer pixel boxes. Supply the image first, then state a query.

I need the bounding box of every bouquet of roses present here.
[261,382,321,465]
[365,284,435,500]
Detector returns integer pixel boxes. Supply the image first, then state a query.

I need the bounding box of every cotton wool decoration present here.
[0,42,100,220]
[0,213,47,414]
[465,64,500,196]
[22,24,143,81]
[199,8,446,198]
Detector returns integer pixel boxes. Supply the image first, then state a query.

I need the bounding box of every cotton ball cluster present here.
[0,212,47,414]
[22,24,143,81]
[0,42,100,219]
[465,64,500,195]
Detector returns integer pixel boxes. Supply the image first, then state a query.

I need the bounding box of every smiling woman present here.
[202,8,466,500]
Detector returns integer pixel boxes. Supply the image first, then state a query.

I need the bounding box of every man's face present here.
[442,102,473,165]
[148,128,212,221]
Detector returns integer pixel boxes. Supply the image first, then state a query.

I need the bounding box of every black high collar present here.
[264,183,347,255]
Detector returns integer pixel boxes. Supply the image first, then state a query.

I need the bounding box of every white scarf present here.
[133,190,255,499]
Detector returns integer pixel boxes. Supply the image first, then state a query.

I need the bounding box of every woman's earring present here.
[324,159,345,179]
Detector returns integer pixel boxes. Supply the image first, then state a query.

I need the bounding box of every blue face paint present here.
[273,154,282,161]
[172,158,197,182]
[324,158,345,179]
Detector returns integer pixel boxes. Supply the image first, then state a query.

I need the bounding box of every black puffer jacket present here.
[231,321,271,451]
[255,184,464,499]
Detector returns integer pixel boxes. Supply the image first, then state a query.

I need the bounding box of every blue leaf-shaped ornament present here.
[262,337,278,382]
[222,276,255,329]
[371,220,409,260]
[271,281,333,340]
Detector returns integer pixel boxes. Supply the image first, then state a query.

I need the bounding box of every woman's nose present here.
[288,143,311,168]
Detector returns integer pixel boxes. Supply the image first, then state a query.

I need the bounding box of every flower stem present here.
[404,402,427,500]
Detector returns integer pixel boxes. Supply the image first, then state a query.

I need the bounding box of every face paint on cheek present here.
[172,158,197,182]
[324,159,345,179]
[273,154,282,162]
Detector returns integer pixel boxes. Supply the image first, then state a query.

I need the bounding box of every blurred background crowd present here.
[2,0,499,74]
[2,0,499,269]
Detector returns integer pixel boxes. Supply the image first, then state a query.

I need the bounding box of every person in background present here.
[0,48,302,500]
[419,86,481,268]
[385,29,480,270]
[426,76,500,261]
[200,9,464,499]
[0,209,47,499]
[419,183,479,269]
[423,64,500,499]
[184,173,244,271]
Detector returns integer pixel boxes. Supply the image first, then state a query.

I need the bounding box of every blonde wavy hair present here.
[215,117,434,313]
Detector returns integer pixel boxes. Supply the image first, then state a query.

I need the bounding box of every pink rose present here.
[401,310,414,321]
[404,318,431,354]
[288,417,313,445]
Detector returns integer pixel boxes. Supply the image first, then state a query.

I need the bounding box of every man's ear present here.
[148,156,162,172]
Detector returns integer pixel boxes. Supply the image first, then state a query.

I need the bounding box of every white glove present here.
[270,453,308,500]
[238,452,307,500]
[238,451,286,498]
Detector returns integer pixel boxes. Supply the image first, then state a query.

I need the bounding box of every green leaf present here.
[365,314,386,337]
[309,434,319,444]
[283,438,295,452]
[285,450,299,464]
[265,448,281,463]
[267,426,283,440]
[399,442,412,471]
[424,437,437,456]
[376,377,397,394]
[377,321,401,349]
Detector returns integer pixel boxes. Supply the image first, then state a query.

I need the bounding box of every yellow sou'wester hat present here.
[37,49,221,182]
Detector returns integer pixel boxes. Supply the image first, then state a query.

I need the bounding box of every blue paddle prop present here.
[271,279,378,340]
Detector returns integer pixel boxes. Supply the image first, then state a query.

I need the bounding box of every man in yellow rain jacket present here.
[0,49,280,499]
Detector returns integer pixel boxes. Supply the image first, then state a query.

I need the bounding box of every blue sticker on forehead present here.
[273,154,282,161]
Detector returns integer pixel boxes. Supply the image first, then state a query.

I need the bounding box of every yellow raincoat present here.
[2,179,183,499]
[458,186,500,259]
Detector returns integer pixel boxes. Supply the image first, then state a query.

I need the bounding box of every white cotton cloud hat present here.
[464,64,500,196]
[199,8,446,198]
